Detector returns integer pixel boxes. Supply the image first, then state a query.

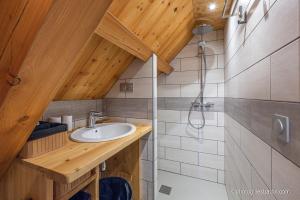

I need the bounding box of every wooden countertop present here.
[21,123,152,183]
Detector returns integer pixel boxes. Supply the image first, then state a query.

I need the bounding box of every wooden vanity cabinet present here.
[0,124,151,200]
[0,160,99,200]
[0,140,141,200]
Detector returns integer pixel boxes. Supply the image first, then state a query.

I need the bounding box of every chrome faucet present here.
[88,111,105,128]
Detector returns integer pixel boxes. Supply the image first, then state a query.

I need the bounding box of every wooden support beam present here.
[95,11,152,61]
[95,11,174,74]
[0,0,112,178]
[157,56,174,75]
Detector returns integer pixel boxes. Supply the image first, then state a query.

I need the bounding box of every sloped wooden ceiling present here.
[55,0,196,100]
[55,0,233,100]
[0,0,232,178]
[107,0,195,62]
[0,0,113,178]
[55,35,135,99]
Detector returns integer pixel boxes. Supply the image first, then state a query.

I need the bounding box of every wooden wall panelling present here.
[0,0,112,178]
[0,160,53,200]
[0,0,54,105]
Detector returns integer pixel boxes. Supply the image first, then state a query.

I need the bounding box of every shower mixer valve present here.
[191,102,214,108]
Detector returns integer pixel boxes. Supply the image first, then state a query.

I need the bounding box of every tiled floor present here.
[157,170,228,200]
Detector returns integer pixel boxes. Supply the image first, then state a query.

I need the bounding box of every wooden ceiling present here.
[0,0,232,178]
[55,0,196,100]
[56,0,233,100]
[55,35,134,100]
[192,0,233,29]
[0,0,113,179]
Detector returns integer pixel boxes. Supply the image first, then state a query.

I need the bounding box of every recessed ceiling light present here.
[208,3,216,10]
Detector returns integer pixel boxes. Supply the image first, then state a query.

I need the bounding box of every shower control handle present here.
[191,102,214,108]
[204,102,214,108]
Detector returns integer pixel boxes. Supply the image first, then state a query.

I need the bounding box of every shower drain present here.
[159,185,172,195]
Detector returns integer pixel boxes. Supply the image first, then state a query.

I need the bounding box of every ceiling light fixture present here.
[208,3,216,11]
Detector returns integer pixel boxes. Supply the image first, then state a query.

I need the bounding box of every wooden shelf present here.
[55,167,99,200]
[21,124,152,184]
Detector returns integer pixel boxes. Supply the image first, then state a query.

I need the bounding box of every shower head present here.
[192,24,213,35]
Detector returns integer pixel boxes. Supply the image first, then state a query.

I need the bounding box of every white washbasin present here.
[70,123,136,143]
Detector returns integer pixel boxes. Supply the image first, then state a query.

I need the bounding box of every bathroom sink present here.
[70,123,136,143]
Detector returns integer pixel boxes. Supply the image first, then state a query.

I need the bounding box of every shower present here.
[188,24,214,129]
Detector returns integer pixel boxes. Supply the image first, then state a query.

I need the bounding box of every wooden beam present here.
[157,56,174,74]
[95,11,174,74]
[0,0,112,178]
[95,11,152,61]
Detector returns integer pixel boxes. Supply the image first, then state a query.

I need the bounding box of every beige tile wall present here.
[225,114,273,199]
[43,99,101,129]
[225,113,300,200]
[225,0,300,102]
[224,0,300,199]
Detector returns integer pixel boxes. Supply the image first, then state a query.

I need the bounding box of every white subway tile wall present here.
[225,0,300,199]
[158,159,180,173]
[158,30,225,184]
[165,148,198,165]
[181,163,218,182]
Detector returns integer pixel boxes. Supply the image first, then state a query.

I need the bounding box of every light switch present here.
[272,114,290,143]
[119,82,133,92]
